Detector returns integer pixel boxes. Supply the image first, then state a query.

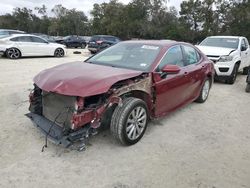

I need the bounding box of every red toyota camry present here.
[27,40,214,150]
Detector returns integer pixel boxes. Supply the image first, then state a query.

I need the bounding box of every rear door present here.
[15,36,35,56]
[182,45,206,100]
[153,45,191,116]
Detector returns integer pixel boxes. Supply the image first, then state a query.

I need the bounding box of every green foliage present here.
[0,0,249,42]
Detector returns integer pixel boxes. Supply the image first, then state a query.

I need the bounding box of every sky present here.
[0,0,183,16]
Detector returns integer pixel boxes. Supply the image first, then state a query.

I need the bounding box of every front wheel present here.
[195,78,211,103]
[110,97,148,145]
[246,83,250,93]
[54,48,64,57]
[226,64,239,84]
[6,48,21,59]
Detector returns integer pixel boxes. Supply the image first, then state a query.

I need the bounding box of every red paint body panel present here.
[34,62,143,97]
[32,40,214,121]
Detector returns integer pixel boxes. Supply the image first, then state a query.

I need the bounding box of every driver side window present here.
[241,39,249,51]
[157,45,184,71]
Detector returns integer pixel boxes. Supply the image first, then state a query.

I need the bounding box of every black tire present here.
[81,43,86,49]
[6,48,21,59]
[243,66,249,75]
[54,48,64,57]
[226,64,239,84]
[195,78,211,103]
[110,97,148,145]
[246,83,250,93]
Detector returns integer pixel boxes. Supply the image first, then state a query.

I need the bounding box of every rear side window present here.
[157,45,184,71]
[16,36,32,42]
[91,36,101,41]
[182,45,200,65]
[103,36,116,42]
[31,36,47,43]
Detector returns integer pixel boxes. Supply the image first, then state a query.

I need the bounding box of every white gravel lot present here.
[0,49,249,188]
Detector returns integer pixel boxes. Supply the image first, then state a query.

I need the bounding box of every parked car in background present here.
[80,36,91,43]
[55,35,87,48]
[88,35,120,54]
[27,40,214,150]
[0,29,26,37]
[197,36,250,84]
[32,33,56,43]
[246,70,250,92]
[0,34,66,59]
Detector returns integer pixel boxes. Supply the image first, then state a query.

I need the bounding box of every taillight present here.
[96,40,103,44]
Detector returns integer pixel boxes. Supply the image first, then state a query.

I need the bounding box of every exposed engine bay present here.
[26,73,153,151]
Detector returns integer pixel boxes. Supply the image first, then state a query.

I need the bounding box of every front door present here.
[153,45,192,117]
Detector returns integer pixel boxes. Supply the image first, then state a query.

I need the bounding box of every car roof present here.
[1,34,47,41]
[92,35,118,38]
[207,36,244,39]
[0,29,25,32]
[121,40,178,47]
[7,34,41,37]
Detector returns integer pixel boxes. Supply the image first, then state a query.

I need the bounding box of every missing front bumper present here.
[26,113,91,149]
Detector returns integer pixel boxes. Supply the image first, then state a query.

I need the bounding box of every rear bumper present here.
[26,113,90,148]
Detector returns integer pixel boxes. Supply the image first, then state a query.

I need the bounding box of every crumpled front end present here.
[26,85,112,150]
[26,73,153,150]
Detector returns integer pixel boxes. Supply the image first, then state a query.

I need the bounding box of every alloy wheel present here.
[126,106,147,140]
[202,80,210,100]
[7,48,20,59]
[55,48,64,57]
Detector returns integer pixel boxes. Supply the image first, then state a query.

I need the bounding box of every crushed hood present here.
[196,46,236,56]
[34,61,143,97]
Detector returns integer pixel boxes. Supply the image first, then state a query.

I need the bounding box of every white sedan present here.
[0,34,66,59]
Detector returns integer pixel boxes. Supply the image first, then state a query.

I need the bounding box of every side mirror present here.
[162,64,181,74]
[241,46,247,51]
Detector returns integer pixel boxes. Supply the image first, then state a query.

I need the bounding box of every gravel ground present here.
[0,49,250,188]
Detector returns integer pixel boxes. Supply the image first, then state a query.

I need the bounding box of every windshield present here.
[86,43,162,71]
[200,37,239,49]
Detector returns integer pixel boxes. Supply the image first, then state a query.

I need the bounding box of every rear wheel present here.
[6,48,21,59]
[54,48,64,57]
[81,43,86,49]
[195,78,211,103]
[246,83,250,93]
[110,97,148,145]
[226,64,239,84]
[243,66,249,75]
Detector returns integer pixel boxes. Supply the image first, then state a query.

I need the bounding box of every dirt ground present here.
[0,49,249,188]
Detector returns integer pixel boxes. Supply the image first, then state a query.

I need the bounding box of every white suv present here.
[197,36,250,84]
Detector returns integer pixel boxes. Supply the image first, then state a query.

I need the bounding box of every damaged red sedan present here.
[27,40,214,150]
